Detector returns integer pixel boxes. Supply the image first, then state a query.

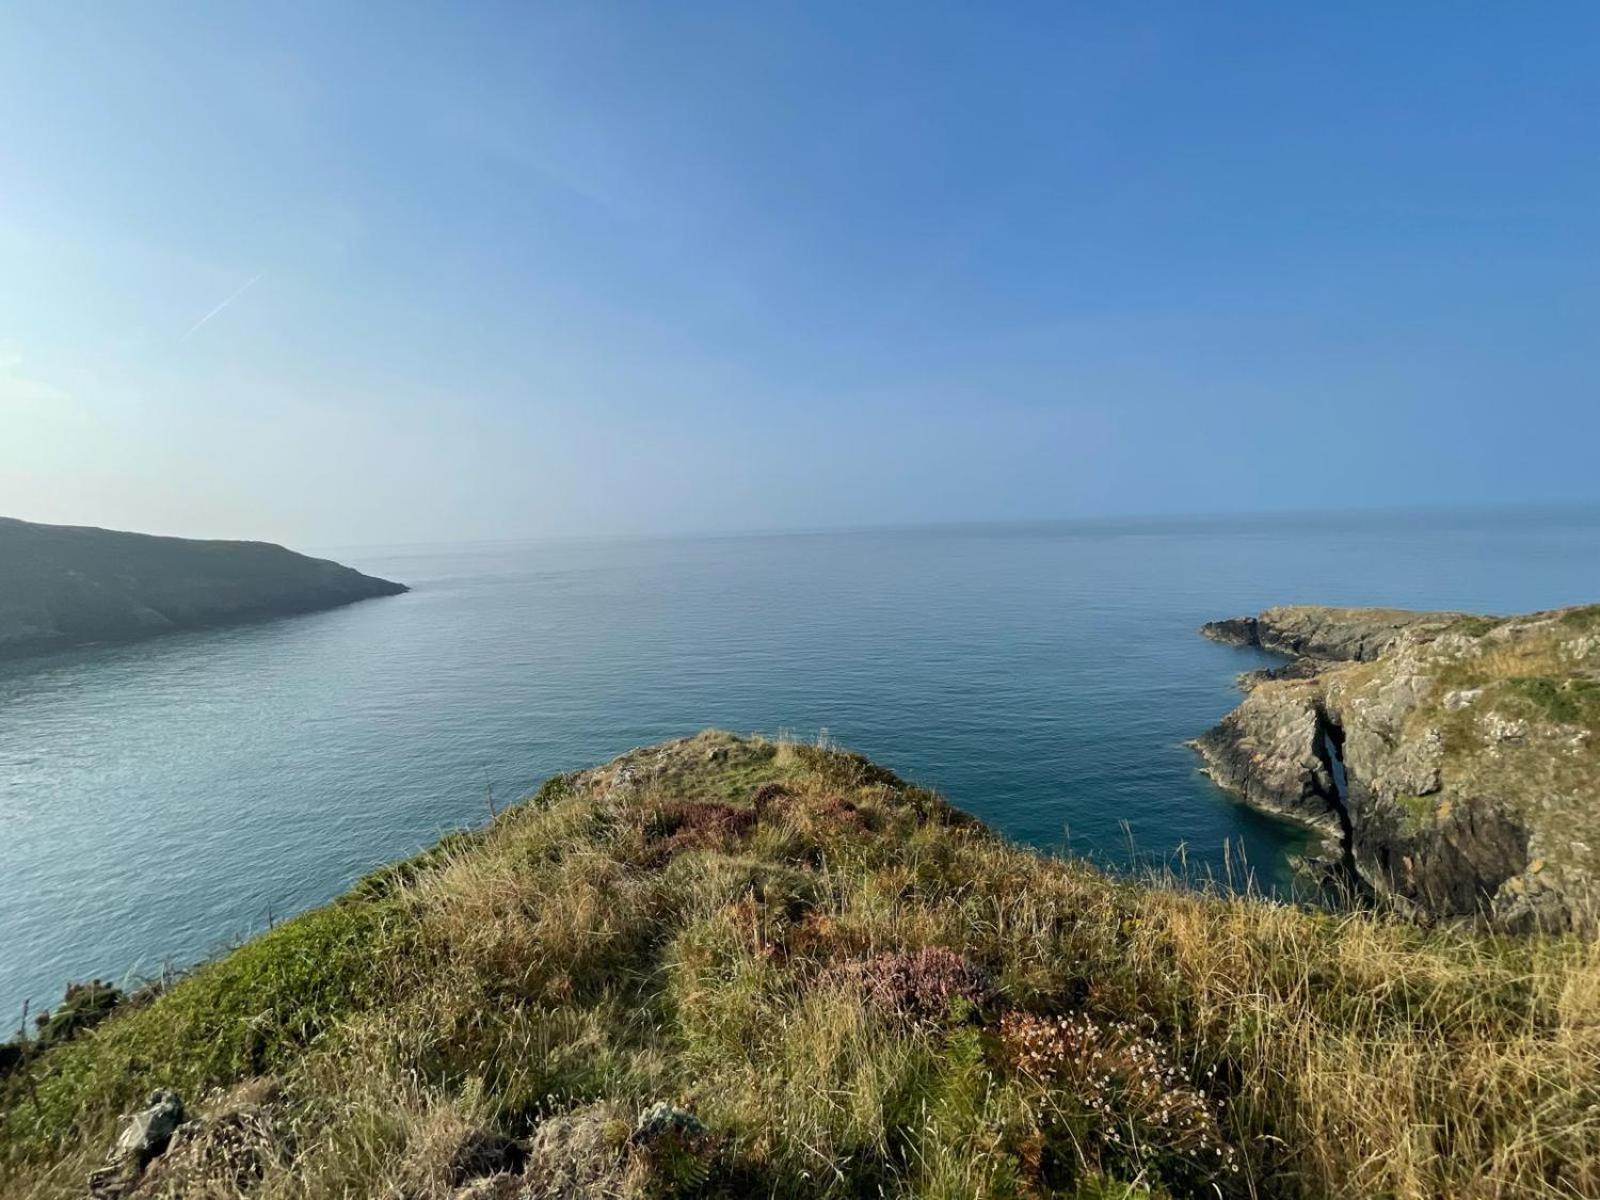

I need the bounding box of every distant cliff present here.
[1195,603,1600,933]
[0,517,407,657]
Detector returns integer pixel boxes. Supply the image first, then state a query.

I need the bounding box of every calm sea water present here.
[3,511,1599,1018]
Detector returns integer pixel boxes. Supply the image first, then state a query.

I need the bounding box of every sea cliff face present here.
[0,517,406,657]
[1195,604,1600,932]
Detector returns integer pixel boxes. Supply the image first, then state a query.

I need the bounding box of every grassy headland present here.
[0,516,406,658]
[3,732,1597,1198]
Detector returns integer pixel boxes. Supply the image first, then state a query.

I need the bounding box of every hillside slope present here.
[1196,604,1600,932]
[3,733,1596,1199]
[0,517,406,657]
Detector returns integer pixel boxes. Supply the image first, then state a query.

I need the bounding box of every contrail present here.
[181,271,265,341]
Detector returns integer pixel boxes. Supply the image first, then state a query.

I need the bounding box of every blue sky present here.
[2,3,1597,545]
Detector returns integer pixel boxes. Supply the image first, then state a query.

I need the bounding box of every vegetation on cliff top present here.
[3,732,1598,1198]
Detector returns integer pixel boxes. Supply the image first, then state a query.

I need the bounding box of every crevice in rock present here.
[1310,709,1363,892]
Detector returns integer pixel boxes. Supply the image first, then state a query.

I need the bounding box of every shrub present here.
[827,948,994,1021]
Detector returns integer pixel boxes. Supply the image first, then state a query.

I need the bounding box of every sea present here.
[3,509,1598,1019]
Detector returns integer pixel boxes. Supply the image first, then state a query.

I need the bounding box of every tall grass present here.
[3,731,1596,1198]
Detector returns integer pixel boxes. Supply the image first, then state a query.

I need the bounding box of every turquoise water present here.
[3,511,1599,1017]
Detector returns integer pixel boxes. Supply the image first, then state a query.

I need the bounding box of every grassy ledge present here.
[3,731,1598,1199]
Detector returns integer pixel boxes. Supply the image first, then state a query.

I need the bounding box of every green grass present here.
[1558,604,1600,634]
[3,731,1597,1199]
[1504,676,1600,726]
[2,895,416,1159]
[1446,615,1501,638]
[1393,792,1440,827]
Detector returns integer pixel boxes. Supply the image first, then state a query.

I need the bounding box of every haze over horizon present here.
[4,3,1599,546]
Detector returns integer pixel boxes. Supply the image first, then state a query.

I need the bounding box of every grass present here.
[1504,676,1600,727]
[1446,615,1502,639]
[1393,792,1439,824]
[1559,605,1600,635]
[3,730,1598,1199]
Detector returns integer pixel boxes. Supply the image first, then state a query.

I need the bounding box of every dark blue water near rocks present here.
[3,510,1598,1017]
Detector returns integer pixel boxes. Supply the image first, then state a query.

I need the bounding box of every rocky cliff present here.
[1195,604,1600,932]
[0,517,407,657]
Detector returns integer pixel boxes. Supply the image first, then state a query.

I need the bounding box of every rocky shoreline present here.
[1193,604,1600,932]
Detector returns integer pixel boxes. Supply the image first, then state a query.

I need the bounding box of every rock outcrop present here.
[89,1091,187,1197]
[1196,604,1600,932]
[0,517,406,657]
[1199,605,1462,663]
[1191,677,1341,833]
[88,1082,286,1199]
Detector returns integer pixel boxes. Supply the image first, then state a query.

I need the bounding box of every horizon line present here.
[303,497,1600,556]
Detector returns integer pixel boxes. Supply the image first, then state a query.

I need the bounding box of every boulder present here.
[112,1091,186,1167]
[87,1091,186,1198]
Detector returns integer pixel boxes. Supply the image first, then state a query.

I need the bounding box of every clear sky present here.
[3,4,1597,546]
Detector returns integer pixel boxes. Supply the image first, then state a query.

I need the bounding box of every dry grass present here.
[3,730,1598,1198]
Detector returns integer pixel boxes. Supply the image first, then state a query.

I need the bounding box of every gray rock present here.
[88,1091,187,1199]
[1236,656,1331,690]
[112,1090,186,1166]
[1191,679,1341,833]
[1198,616,1261,648]
[632,1102,706,1144]
[1201,605,1462,663]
